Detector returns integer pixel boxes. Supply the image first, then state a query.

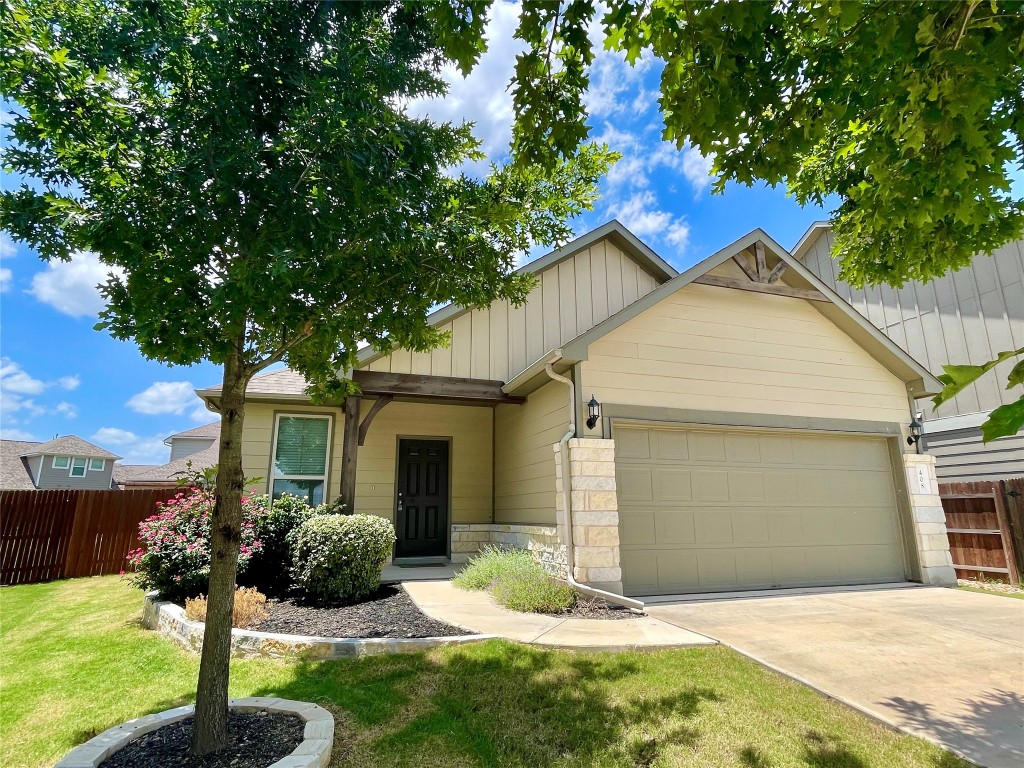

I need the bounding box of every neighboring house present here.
[0,436,121,490]
[196,220,956,597]
[794,224,1024,482]
[116,422,220,489]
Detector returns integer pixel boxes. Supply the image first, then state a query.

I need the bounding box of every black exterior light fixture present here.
[907,413,924,446]
[586,395,601,430]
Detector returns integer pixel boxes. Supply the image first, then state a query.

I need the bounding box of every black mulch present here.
[556,596,641,620]
[252,584,473,638]
[100,711,302,768]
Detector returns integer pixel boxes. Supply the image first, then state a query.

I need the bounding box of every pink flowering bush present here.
[126,487,264,600]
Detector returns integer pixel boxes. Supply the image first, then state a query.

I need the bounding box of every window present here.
[88,458,105,471]
[52,456,70,469]
[70,458,87,478]
[271,414,331,505]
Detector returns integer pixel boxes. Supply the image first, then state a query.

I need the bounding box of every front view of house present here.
[196,221,957,597]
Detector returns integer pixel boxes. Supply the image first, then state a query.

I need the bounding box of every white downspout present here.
[544,363,645,611]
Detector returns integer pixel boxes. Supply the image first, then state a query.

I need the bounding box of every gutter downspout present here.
[544,363,644,611]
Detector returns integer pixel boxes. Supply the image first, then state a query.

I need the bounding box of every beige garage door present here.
[615,424,907,596]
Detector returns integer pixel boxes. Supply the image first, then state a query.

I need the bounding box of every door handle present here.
[397,492,403,512]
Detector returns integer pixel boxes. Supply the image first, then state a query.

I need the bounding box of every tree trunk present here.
[191,351,248,755]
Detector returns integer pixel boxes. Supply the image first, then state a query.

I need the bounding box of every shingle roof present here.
[19,435,121,460]
[167,421,221,440]
[0,440,40,490]
[118,443,219,485]
[198,368,309,399]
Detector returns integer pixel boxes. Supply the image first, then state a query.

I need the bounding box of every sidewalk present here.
[403,580,715,650]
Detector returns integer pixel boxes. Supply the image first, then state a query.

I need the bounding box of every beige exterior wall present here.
[582,282,912,431]
[494,380,571,525]
[365,239,661,382]
[241,400,492,526]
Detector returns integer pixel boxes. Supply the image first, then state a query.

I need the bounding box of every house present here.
[196,221,957,597]
[794,224,1024,482]
[0,436,121,491]
[115,421,220,488]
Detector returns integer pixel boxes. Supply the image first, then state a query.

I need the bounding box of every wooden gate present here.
[938,479,1022,584]
[0,488,173,586]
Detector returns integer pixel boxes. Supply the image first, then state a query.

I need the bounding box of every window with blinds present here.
[271,414,331,505]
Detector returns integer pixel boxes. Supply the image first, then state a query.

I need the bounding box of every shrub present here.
[241,493,321,594]
[453,546,535,591]
[184,587,269,629]
[292,514,395,603]
[492,568,577,614]
[454,546,577,614]
[125,488,263,601]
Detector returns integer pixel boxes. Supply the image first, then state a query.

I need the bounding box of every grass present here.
[958,584,1024,599]
[454,546,576,613]
[0,576,970,768]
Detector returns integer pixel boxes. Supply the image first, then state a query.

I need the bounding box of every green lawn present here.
[958,584,1024,599]
[1,577,968,768]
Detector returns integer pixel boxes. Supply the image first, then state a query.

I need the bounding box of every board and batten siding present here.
[801,229,1024,419]
[494,380,570,526]
[582,282,912,430]
[365,240,661,382]
[241,400,492,526]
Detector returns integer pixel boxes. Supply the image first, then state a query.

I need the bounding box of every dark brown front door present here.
[395,439,449,558]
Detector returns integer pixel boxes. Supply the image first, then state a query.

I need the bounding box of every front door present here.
[395,439,450,558]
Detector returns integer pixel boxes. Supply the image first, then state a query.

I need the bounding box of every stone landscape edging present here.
[143,592,495,659]
[55,697,334,768]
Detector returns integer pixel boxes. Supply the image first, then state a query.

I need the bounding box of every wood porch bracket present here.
[358,394,393,446]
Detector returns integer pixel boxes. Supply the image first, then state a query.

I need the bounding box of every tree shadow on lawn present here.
[250,640,721,767]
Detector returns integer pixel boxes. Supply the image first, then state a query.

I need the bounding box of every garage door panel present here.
[616,425,906,596]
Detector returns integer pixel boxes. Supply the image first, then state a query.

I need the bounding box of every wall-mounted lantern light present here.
[586,395,601,430]
[907,413,924,446]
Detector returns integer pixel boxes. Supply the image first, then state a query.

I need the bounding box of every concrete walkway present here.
[403,580,714,650]
[647,586,1024,768]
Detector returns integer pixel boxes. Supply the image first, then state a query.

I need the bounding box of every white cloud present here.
[55,402,78,418]
[0,233,16,259]
[28,251,123,318]
[0,427,36,441]
[606,191,690,251]
[57,375,80,391]
[90,427,168,464]
[0,358,46,395]
[126,381,201,416]
[0,267,11,293]
[407,0,525,173]
[0,393,46,418]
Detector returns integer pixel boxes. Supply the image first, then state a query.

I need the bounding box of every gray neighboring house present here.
[0,436,121,490]
[795,223,1024,482]
[115,421,219,488]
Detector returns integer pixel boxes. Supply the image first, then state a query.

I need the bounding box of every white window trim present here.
[52,456,70,469]
[270,413,333,500]
[88,458,106,471]
[69,457,87,478]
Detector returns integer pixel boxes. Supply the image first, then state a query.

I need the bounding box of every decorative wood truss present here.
[693,241,828,302]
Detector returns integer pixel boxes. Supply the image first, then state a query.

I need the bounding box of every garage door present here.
[615,424,907,596]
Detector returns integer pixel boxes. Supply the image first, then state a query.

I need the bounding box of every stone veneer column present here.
[903,453,957,587]
[555,438,623,594]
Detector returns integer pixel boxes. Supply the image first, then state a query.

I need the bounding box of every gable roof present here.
[19,435,121,461]
[119,443,219,486]
[196,368,309,404]
[552,228,941,397]
[356,220,677,367]
[0,440,40,490]
[791,221,831,261]
[167,421,221,441]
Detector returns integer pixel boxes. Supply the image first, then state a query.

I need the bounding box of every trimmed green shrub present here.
[241,493,322,595]
[454,545,577,614]
[453,545,535,591]
[491,568,577,614]
[292,514,396,603]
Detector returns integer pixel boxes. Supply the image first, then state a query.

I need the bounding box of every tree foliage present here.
[433,0,1024,439]
[0,0,613,754]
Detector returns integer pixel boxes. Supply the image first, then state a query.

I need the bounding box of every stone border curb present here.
[143,592,496,659]
[55,697,333,768]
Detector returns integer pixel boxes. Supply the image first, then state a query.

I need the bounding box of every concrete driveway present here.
[647,586,1024,768]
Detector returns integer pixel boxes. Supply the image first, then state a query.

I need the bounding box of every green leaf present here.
[932,348,1024,408]
[980,397,1024,442]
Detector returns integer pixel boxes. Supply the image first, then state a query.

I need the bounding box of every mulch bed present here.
[101,711,302,768]
[252,584,473,638]
[557,596,641,620]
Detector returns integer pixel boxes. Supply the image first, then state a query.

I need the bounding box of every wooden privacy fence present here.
[0,488,173,586]
[938,478,1024,584]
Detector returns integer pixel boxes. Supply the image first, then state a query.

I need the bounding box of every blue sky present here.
[0,2,829,464]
